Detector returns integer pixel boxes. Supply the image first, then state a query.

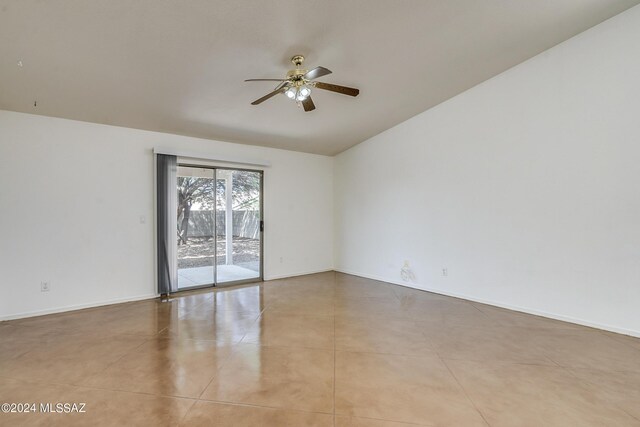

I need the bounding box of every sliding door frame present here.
[174,164,216,292]
[177,163,264,290]
[213,166,264,287]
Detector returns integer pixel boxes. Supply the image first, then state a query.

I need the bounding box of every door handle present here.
[260,221,264,232]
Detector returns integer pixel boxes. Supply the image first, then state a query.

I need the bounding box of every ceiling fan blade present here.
[274,81,288,90]
[315,81,359,97]
[251,85,288,105]
[245,78,287,82]
[304,66,332,81]
[301,96,316,112]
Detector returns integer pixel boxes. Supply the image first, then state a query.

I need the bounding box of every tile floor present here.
[1,272,639,426]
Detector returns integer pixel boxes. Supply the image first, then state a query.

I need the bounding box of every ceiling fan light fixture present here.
[246,56,359,111]
[295,85,311,101]
[299,86,311,97]
[285,87,296,99]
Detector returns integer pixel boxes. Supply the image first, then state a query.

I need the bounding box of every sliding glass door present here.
[176,166,216,289]
[175,165,262,290]
[215,169,262,285]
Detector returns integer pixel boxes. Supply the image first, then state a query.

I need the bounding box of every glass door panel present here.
[216,169,262,285]
[176,166,215,289]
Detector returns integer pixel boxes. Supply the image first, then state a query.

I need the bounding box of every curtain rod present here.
[153,147,271,167]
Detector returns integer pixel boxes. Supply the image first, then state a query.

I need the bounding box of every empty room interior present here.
[2,1,640,426]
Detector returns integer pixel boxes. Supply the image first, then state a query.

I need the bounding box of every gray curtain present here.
[156,154,178,295]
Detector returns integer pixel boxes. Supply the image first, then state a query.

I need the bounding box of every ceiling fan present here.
[245,55,360,112]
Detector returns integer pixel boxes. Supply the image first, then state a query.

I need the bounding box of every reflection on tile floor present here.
[1,272,639,426]
[178,265,259,289]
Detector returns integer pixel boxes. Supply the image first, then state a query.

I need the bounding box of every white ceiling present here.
[1,1,638,155]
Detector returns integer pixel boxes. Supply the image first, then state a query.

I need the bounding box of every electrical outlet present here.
[41,281,50,292]
[442,268,448,277]
[401,261,415,282]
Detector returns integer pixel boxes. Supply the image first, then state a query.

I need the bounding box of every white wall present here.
[334,5,640,336]
[0,111,333,319]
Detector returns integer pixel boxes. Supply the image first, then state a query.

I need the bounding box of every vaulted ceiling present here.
[1,0,638,155]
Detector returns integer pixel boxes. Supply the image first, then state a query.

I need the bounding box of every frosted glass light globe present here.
[299,86,311,97]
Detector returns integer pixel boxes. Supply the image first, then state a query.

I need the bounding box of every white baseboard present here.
[0,293,160,321]
[335,268,640,339]
[264,268,334,281]
[1,268,335,321]
[7,269,638,340]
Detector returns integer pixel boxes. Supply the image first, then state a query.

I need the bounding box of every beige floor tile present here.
[179,401,333,426]
[568,367,640,421]
[97,309,174,337]
[471,303,582,330]
[335,415,431,426]
[11,304,127,332]
[192,285,265,315]
[262,285,333,301]
[334,296,414,321]
[14,302,177,337]
[265,294,335,316]
[201,344,334,413]
[603,331,640,352]
[335,317,433,356]
[0,377,194,427]
[81,338,234,398]
[420,323,556,364]
[335,279,398,299]
[0,324,50,361]
[242,312,334,349]
[446,359,640,427]
[0,322,59,340]
[160,310,259,343]
[532,329,640,373]
[408,299,496,329]
[335,351,487,426]
[0,324,130,349]
[0,334,147,385]
[0,379,88,426]
[0,338,33,362]
[2,272,637,425]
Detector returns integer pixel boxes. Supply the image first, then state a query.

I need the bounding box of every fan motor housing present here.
[287,69,307,80]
